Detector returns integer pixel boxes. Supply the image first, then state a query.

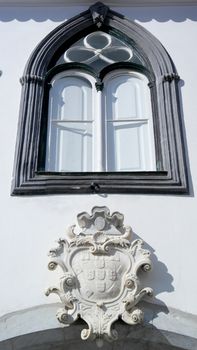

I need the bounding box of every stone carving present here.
[89,2,109,28]
[46,207,153,347]
[20,74,44,85]
[163,73,180,82]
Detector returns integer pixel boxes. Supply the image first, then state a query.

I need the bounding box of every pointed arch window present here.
[12,3,188,194]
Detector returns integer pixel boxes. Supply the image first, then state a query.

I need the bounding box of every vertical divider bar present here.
[94,89,103,172]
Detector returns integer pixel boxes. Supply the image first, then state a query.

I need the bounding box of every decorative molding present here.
[95,78,104,92]
[90,2,109,28]
[162,73,180,83]
[20,75,44,85]
[46,207,153,347]
[148,80,155,88]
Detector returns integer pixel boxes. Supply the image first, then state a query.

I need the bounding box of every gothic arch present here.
[12,2,188,195]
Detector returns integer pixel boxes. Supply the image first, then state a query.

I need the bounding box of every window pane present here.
[46,75,93,171]
[46,122,92,172]
[49,77,92,121]
[107,121,149,171]
[106,75,148,120]
[105,73,155,171]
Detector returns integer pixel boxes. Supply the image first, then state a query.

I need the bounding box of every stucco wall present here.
[0,3,197,343]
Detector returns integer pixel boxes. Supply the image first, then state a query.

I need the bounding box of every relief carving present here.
[46,206,153,347]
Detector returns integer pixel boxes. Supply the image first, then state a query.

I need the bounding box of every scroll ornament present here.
[46,206,153,347]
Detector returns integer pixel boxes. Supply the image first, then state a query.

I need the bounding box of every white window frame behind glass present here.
[45,69,156,173]
[103,70,156,172]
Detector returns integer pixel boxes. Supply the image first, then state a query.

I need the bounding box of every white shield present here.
[71,249,130,302]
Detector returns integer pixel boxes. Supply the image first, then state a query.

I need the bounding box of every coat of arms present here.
[46,206,153,347]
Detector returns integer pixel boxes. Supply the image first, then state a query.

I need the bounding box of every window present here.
[43,31,156,174]
[12,2,188,195]
[45,72,94,173]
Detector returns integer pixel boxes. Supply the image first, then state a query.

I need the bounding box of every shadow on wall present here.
[132,231,174,321]
[0,5,197,22]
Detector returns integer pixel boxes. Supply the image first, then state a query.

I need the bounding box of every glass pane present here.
[107,121,148,171]
[106,75,148,120]
[56,31,145,71]
[86,31,110,49]
[46,122,92,172]
[46,75,93,172]
[49,76,92,121]
[103,47,133,62]
[65,48,93,62]
[105,73,156,171]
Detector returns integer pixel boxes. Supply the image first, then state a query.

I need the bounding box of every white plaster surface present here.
[0,3,197,341]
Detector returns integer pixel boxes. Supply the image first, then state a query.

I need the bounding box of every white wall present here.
[0,4,197,335]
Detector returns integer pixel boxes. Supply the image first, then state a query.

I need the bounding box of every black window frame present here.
[11,2,188,195]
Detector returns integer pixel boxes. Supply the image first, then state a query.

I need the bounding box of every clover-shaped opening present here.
[58,31,140,70]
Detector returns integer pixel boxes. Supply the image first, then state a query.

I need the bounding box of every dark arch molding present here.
[11,2,188,195]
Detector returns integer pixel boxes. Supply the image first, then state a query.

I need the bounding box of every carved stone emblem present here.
[46,207,153,347]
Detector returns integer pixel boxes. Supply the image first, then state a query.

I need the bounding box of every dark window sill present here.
[11,171,188,195]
